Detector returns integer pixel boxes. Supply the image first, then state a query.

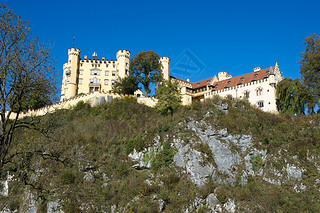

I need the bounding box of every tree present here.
[276,78,312,115]
[129,50,163,97]
[112,75,139,95]
[0,4,55,169]
[155,80,181,116]
[299,33,320,112]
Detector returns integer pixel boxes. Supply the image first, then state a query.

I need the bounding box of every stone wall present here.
[6,91,157,119]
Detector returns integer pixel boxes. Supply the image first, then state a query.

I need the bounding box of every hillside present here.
[1,97,320,212]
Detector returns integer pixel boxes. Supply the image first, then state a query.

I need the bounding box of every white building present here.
[172,63,282,113]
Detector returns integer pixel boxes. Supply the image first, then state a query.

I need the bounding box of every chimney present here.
[187,78,190,82]
[84,55,88,60]
[92,52,98,60]
[102,57,105,61]
[253,66,261,72]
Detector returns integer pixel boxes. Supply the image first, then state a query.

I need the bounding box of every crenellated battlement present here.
[80,59,116,64]
[160,56,170,62]
[68,47,80,56]
[117,49,130,54]
[116,50,130,58]
[217,71,232,81]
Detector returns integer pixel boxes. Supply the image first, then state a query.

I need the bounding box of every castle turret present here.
[268,66,276,87]
[116,50,130,78]
[64,48,80,100]
[160,56,170,81]
[218,71,232,81]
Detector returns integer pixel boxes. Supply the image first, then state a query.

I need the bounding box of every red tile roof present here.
[191,77,215,88]
[212,67,274,91]
[172,66,274,90]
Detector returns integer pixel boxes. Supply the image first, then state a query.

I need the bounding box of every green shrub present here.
[215,186,230,204]
[72,100,91,112]
[125,140,135,154]
[9,200,19,211]
[250,155,264,171]
[163,141,175,167]
[159,122,170,132]
[60,171,76,184]
[197,143,214,163]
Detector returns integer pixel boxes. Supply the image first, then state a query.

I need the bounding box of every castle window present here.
[257,101,264,108]
[91,69,100,75]
[80,63,83,67]
[244,91,250,98]
[125,69,129,75]
[65,68,71,76]
[126,63,128,67]
[111,80,115,85]
[112,71,116,76]
[67,76,70,82]
[90,78,100,84]
[256,88,262,96]
[78,78,83,84]
[113,65,115,68]
[79,70,83,75]
[104,79,109,85]
[105,71,109,76]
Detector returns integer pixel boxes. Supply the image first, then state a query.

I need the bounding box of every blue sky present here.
[3,0,320,87]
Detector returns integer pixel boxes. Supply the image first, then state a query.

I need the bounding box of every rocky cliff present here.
[0,97,319,212]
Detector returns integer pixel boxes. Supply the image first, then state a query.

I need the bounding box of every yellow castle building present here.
[61,48,283,113]
[60,48,170,101]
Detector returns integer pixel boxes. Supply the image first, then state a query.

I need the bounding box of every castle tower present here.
[218,71,228,81]
[65,48,80,100]
[160,56,170,81]
[116,50,130,78]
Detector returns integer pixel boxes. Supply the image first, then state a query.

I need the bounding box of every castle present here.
[173,63,282,112]
[60,48,169,101]
[61,48,283,113]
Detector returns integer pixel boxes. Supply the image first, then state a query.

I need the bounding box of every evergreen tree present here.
[299,33,320,112]
[276,78,311,115]
[155,80,181,116]
[112,75,139,95]
[129,51,163,97]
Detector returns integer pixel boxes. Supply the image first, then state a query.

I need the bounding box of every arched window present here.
[256,88,263,96]
[244,91,250,98]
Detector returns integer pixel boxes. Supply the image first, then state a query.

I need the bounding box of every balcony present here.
[89,83,101,87]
